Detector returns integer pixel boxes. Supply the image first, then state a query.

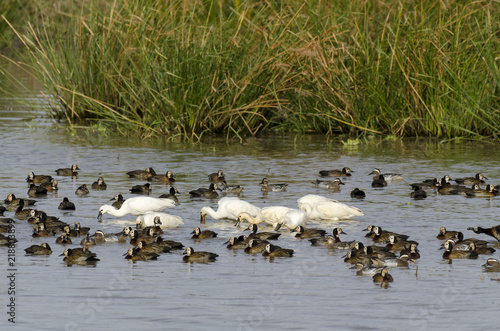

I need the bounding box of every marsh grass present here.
[2,0,499,140]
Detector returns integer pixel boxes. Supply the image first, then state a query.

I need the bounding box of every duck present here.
[129,228,157,245]
[73,221,90,236]
[148,170,175,184]
[129,183,152,195]
[189,183,218,199]
[483,258,500,272]
[136,212,184,229]
[28,183,48,197]
[191,227,218,239]
[274,209,308,231]
[312,178,345,190]
[465,184,498,198]
[244,224,281,241]
[200,197,260,223]
[4,193,36,207]
[26,172,52,184]
[91,177,107,190]
[32,224,55,237]
[244,239,270,254]
[226,236,249,250]
[400,244,420,260]
[362,246,397,260]
[110,194,125,209]
[154,236,184,250]
[343,250,373,265]
[372,268,394,283]
[92,229,128,244]
[350,188,366,199]
[354,263,386,276]
[60,247,99,264]
[467,225,500,241]
[75,184,89,196]
[292,225,326,239]
[125,246,159,262]
[410,178,441,190]
[310,228,353,248]
[262,243,294,258]
[24,243,52,255]
[136,240,171,254]
[42,179,58,192]
[369,168,403,181]
[442,241,478,259]
[468,242,496,255]
[454,173,488,186]
[79,234,96,246]
[372,254,412,268]
[318,167,353,177]
[55,233,73,245]
[260,178,288,192]
[371,174,387,187]
[158,187,179,203]
[97,196,177,221]
[437,175,466,195]
[364,225,409,242]
[436,227,459,240]
[55,164,80,176]
[218,181,244,195]
[183,246,218,263]
[410,185,427,199]
[14,200,35,220]
[298,194,364,221]
[208,170,225,184]
[236,206,291,228]
[58,197,76,210]
[126,167,157,180]
[384,235,418,252]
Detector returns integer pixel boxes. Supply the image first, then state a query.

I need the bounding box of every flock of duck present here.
[2,165,500,285]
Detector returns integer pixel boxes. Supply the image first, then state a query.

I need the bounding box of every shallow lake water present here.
[1,72,500,330]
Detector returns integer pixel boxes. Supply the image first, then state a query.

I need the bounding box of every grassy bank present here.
[2,0,499,140]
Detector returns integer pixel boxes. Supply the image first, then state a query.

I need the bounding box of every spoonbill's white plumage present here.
[200,197,260,223]
[136,212,184,228]
[275,209,308,230]
[297,194,363,221]
[236,206,291,228]
[98,196,177,221]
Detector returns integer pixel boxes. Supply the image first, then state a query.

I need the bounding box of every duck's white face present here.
[184,247,193,255]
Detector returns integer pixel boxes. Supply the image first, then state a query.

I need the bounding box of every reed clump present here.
[2,0,499,140]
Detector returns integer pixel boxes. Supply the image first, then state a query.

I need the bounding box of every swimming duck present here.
[183,247,218,263]
[399,243,420,260]
[92,229,128,244]
[55,232,73,245]
[372,268,394,283]
[42,179,58,192]
[410,185,427,199]
[372,254,411,268]
[129,183,152,195]
[468,242,496,255]
[4,193,36,207]
[371,174,387,187]
[226,236,249,250]
[14,200,35,220]
[25,243,52,255]
[483,258,500,272]
[244,239,270,254]
[244,224,281,241]
[32,224,54,237]
[136,212,184,229]
[129,228,158,245]
[26,172,52,184]
[79,234,96,246]
[369,168,404,181]
[191,227,218,239]
[436,227,458,240]
[262,243,294,258]
[260,178,288,192]
[55,164,80,176]
[312,178,345,191]
[354,263,385,276]
[219,181,244,195]
[158,187,180,203]
[125,246,159,262]
[437,175,466,195]
[343,249,373,265]
[310,228,351,248]
[28,184,48,197]
[208,170,225,184]
[454,173,488,186]
[200,197,260,223]
[384,235,418,252]
[97,196,177,221]
[110,194,125,209]
[155,236,184,250]
[137,240,171,254]
[75,184,89,196]
[126,167,157,180]
[292,225,326,239]
[297,194,364,221]
[362,246,397,260]
[410,178,441,190]
[91,177,107,190]
[350,188,366,199]
[364,225,409,242]
[318,167,353,177]
[189,183,219,199]
[148,170,176,184]
[467,225,500,241]
[58,197,76,210]
[73,222,90,236]
[60,247,100,264]
[465,184,498,198]
[442,241,478,259]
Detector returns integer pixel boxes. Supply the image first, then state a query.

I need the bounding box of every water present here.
[1,68,500,330]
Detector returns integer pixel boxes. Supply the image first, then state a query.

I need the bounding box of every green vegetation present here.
[1,0,499,140]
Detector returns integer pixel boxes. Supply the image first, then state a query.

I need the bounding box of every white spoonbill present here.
[136,212,184,229]
[275,209,308,230]
[298,194,363,221]
[200,197,260,223]
[98,196,177,221]
[236,206,291,228]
